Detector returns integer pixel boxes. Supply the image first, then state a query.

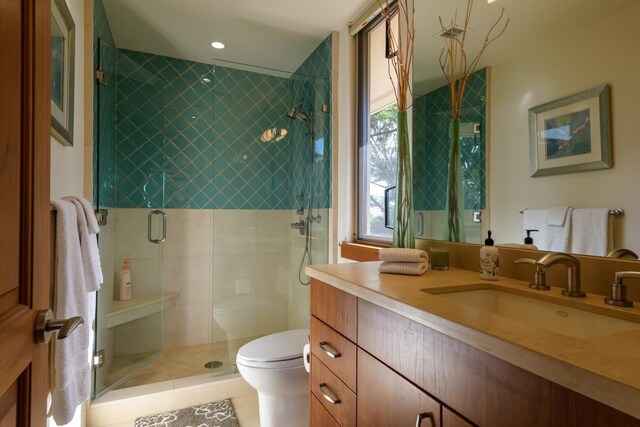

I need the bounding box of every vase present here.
[393,110,415,248]
[446,118,466,242]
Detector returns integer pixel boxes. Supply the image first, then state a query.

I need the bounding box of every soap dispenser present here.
[480,231,499,281]
[521,229,539,250]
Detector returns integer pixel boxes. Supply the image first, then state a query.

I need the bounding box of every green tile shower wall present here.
[108,37,332,209]
[413,68,487,211]
[289,35,333,209]
[212,67,290,209]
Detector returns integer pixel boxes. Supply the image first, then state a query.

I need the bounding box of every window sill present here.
[340,241,389,262]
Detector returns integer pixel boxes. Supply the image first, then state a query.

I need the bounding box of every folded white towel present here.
[570,208,609,256]
[379,248,428,263]
[379,261,428,276]
[548,206,571,226]
[547,207,573,252]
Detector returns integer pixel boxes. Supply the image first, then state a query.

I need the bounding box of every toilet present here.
[236,329,310,427]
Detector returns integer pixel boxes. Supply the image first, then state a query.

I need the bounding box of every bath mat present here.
[134,398,239,427]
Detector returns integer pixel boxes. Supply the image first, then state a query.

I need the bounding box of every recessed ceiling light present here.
[211,41,225,49]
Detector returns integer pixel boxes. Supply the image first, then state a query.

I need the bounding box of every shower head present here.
[286,102,313,134]
[286,106,297,119]
[286,101,304,120]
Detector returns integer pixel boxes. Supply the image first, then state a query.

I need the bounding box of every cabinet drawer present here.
[443,407,475,427]
[310,316,356,392]
[311,394,340,427]
[311,279,357,341]
[357,349,441,427]
[311,354,356,427]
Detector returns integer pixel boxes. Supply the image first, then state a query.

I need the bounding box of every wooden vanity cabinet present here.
[310,279,358,426]
[357,298,640,427]
[310,279,640,427]
[357,349,441,427]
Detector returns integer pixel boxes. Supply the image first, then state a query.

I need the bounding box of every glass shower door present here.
[93,39,167,397]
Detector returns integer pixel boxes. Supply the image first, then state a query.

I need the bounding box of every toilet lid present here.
[237,329,308,364]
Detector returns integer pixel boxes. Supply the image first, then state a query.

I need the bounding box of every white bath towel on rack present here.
[50,198,102,425]
[570,208,610,256]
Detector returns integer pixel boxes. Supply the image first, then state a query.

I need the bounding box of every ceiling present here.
[414,0,639,95]
[102,0,372,72]
[103,0,639,88]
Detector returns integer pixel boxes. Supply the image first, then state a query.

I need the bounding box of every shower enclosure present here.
[93,36,334,397]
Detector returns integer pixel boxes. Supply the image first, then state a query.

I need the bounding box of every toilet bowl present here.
[236,329,309,427]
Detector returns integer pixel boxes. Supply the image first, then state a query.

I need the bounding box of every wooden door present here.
[357,349,441,427]
[0,0,51,425]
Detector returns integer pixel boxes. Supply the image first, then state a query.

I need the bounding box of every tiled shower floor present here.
[112,337,256,389]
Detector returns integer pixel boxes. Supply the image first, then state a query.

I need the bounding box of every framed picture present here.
[528,84,611,177]
[51,0,75,146]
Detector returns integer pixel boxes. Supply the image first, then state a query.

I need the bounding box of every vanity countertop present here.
[306,261,640,419]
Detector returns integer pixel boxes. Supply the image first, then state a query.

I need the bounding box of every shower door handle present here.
[148,210,167,244]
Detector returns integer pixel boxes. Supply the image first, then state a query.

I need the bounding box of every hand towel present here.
[379,261,429,276]
[570,208,609,256]
[49,199,95,425]
[523,208,572,252]
[547,207,573,252]
[379,248,428,263]
[66,197,103,292]
[547,206,571,226]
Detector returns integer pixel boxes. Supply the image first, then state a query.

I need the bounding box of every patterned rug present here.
[135,399,240,427]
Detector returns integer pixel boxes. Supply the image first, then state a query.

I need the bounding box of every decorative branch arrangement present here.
[378,0,415,112]
[440,0,508,243]
[439,0,509,118]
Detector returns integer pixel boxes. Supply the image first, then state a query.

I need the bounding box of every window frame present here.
[356,3,399,244]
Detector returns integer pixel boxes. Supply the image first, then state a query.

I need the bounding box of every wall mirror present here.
[412,0,640,258]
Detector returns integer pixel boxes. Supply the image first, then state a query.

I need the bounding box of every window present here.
[357,7,399,243]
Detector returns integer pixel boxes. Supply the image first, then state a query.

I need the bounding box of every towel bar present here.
[519,208,625,217]
[49,203,109,225]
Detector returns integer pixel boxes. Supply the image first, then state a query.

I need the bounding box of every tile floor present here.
[88,373,260,427]
[111,337,255,389]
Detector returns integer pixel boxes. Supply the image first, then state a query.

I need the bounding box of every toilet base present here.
[257,391,309,427]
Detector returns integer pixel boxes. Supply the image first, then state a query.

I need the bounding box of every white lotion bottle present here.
[480,231,499,280]
[119,260,132,301]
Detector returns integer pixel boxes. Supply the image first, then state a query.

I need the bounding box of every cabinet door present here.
[357,349,440,427]
[311,394,340,427]
[443,407,475,427]
[311,279,357,341]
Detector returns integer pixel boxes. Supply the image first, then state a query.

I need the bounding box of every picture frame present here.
[50,0,75,146]
[528,84,611,177]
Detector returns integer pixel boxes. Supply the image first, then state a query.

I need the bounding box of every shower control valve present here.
[291,220,306,235]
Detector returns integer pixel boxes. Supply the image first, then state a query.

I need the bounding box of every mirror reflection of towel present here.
[570,209,609,256]
[523,208,572,252]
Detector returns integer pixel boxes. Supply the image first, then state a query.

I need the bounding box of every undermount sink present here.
[422,287,640,339]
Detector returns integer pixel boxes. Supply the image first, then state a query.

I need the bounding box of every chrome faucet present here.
[604,271,640,307]
[514,258,549,290]
[535,252,585,297]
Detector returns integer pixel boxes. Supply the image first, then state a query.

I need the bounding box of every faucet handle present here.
[605,271,640,307]
[515,258,550,290]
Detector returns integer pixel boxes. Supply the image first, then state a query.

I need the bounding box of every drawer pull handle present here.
[415,412,435,427]
[319,341,341,358]
[319,383,341,405]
